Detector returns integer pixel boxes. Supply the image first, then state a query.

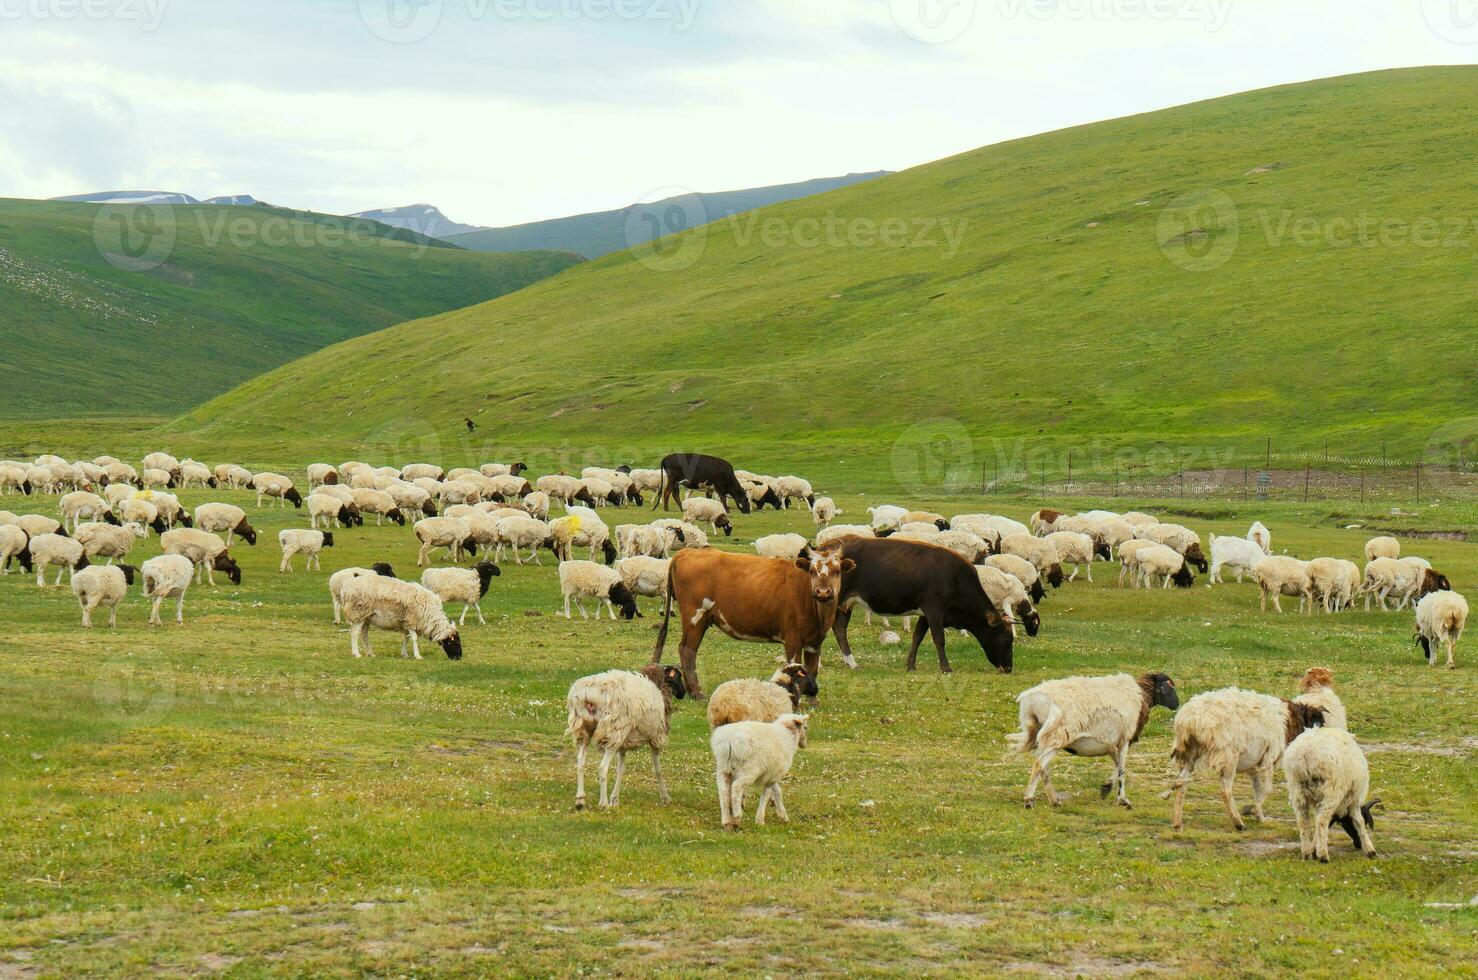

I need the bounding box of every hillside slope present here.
[0,200,582,417]
[176,69,1478,472]
[445,172,891,257]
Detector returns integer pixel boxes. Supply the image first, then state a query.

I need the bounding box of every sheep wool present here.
[141,554,196,625]
[30,533,89,586]
[71,563,138,628]
[707,664,817,730]
[419,562,500,626]
[1283,728,1377,862]
[754,533,809,561]
[711,714,808,832]
[1415,589,1467,669]
[338,576,462,660]
[566,665,684,810]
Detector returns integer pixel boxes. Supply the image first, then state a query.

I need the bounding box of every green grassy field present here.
[0,200,582,419]
[170,68,1478,472]
[1,479,1473,976]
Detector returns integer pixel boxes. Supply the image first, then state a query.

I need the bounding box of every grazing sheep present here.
[339,576,462,660]
[619,522,684,559]
[420,561,501,625]
[1122,511,1157,527]
[147,492,191,528]
[1045,530,1107,582]
[650,518,707,552]
[1136,523,1208,573]
[681,496,733,537]
[492,515,554,565]
[74,521,146,563]
[1247,521,1271,554]
[556,506,618,563]
[1292,667,1347,731]
[1307,558,1361,613]
[773,476,814,509]
[0,463,31,496]
[252,472,304,509]
[119,497,167,534]
[1283,728,1378,862]
[479,462,528,479]
[984,553,1047,604]
[349,488,406,526]
[16,513,64,538]
[71,563,139,628]
[141,467,176,490]
[307,492,361,530]
[59,491,117,531]
[1363,557,1450,611]
[1007,672,1179,808]
[711,714,809,831]
[975,566,1041,637]
[707,664,818,729]
[1365,536,1400,562]
[0,524,32,575]
[1415,589,1467,669]
[142,452,180,478]
[536,474,594,508]
[1133,544,1196,589]
[305,463,340,488]
[328,563,397,625]
[385,481,438,519]
[521,490,550,519]
[1164,685,1327,831]
[1255,556,1314,613]
[1029,509,1065,536]
[754,533,809,561]
[278,528,334,572]
[1000,534,1067,589]
[213,463,254,489]
[193,503,259,546]
[614,556,670,604]
[567,664,685,810]
[29,533,90,586]
[1208,533,1267,584]
[866,505,909,532]
[811,496,838,529]
[160,528,242,586]
[400,463,445,482]
[928,529,992,565]
[179,461,215,488]
[894,522,943,539]
[626,468,662,493]
[740,477,784,511]
[414,517,478,566]
[902,511,949,530]
[814,524,874,548]
[557,561,639,620]
[581,477,623,507]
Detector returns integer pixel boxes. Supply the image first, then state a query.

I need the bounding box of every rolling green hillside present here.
[0,200,582,418]
[176,69,1477,473]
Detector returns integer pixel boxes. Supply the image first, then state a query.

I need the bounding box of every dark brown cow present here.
[823,536,1015,674]
[652,547,854,698]
[655,453,752,515]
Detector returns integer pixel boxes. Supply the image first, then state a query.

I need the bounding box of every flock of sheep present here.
[0,451,1468,847]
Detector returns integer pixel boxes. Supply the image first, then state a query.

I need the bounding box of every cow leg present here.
[830,605,859,669]
[925,613,952,673]
[905,617,930,671]
[678,619,711,699]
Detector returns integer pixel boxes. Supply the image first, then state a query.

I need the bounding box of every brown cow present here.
[652,547,855,698]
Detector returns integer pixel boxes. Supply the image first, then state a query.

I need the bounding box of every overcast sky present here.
[1,0,1472,226]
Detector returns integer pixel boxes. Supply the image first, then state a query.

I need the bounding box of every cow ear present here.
[794,555,812,572]
[985,610,1004,628]
[839,558,856,573]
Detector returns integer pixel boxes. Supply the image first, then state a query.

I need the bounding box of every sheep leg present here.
[1271,593,1283,614]
[1024,748,1058,808]
[652,748,669,804]
[457,603,468,626]
[729,776,752,830]
[410,632,423,660]
[351,623,363,658]
[1312,801,1337,861]
[80,599,93,628]
[1068,564,1079,583]
[1242,768,1271,821]
[1219,769,1246,831]
[563,594,573,619]
[107,602,118,629]
[1293,795,1315,859]
[150,595,164,626]
[598,747,615,808]
[769,783,789,823]
[604,599,616,620]
[1112,742,1132,807]
[1445,637,1456,669]
[1352,806,1377,857]
[1170,768,1192,830]
[755,782,770,826]
[279,553,291,573]
[717,770,734,829]
[174,594,185,625]
[610,750,626,806]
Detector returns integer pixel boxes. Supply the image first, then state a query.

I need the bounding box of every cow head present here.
[795,549,854,605]
[609,582,640,619]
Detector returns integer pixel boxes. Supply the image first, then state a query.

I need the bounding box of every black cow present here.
[654,453,751,514]
[822,536,1014,674]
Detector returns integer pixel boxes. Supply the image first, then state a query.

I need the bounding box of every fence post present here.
[1415,463,1421,504]
[1360,469,1366,503]
[1067,450,1073,486]
[1266,437,1271,470]
[1179,465,1185,498]
[1304,463,1311,503]
[1243,467,1248,500]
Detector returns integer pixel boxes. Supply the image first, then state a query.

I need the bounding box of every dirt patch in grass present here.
[920,911,990,928]
[1364,739,1476,757]
[1006,955,1171,976]
[1237,839,1299,857]
[843,917,908,930]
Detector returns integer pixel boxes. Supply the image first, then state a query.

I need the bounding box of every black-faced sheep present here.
[706,664,818,729]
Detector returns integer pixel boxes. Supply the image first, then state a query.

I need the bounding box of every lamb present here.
[754,533,810,561]
[1208,533,1267,584]
[492,515,554,565]
[193,503,259,545]
[707,664,818,730]
[614,556,670,604]
[278,528,334,572]
[814,524,874,548]
[866,505,909,532]
[0,524,32,575]
[567,664,686,810]
[984,553,1047,604]
[420,561,501,625]
[29,533,90,586]
[1365,535,1400,562]
[811,496,838,529]
[305,463,340,488]
[1045,530,1107,582]
[71,563,139,628]
[1283,729,1378,862]
[307,492,361,530]
[74,521,147,563]
[1247,521,1271,554]
[59,491,117,531]
[414,516,478,566]
[1164,685,1327,831]
[251,472,304,509]
[349,488,406,526]
[557,561,639,620]
[338,576,463,660]
[975,565,1041,636]
[160,527,242,586]
[681,496,733,536]
[328,563,397,624]
[1362,557,1450,611]
[712,714,809,831]
[1135,523,1208,572]
[1254,556,1314,613]
[1007,672,1179,808]
[999,534,1067,589]
[1415,589,1467,669]
[1307,558,1361,613]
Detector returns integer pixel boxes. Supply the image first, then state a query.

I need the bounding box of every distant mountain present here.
[444,172,892,258]
[349,203,483,240]
[51,190,201,205]
[203,194,262,206]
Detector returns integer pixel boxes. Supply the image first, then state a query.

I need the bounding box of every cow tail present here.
[651,560,675,663]
[651,470,664,511]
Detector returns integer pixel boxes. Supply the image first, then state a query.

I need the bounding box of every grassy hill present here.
[174,68,1476,475]
[444,172,891,258]
[0,200,582,418]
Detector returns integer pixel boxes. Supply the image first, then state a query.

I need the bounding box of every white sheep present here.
[555,506,617,563]
[400,462,444,482]
[1122,511,1157,527]
[59,491,115,531]
[252,472,303,509]
[984,553,1046,604]
[930,529,992,565]
[1364,536,1400,562]
[141,554,196,626]
[1136,543,1197,589]
[811,496,838,529]
[613,556,670,605]
[567,665,684,810]
[414,517,477,566]
[16,513,64,538]
[491,515,552,565]
[1415,589,1467,669]
[557,561,639,620]
[1045,530,1101,582]
[617,523,681,559]
[681,496,733,537]
[1283,729,1378,862]
[338,576,462,660]
[1254,556,1314,613]
[650,518,707,551]
[350,488,406,526]
[278,528,334,572]
[71,563,139,628]
[866,505,908,532]
[305,463,340,488]
[1307,558,1361,613]
[193,502,259,546]
[1164,685,1329,831]
[1247,521,1271,553]
[711,714,808,831]
[707,664,816,730]
[1208,533,1266,584]
[754,533,809,561]
[419,561,501,626]
[479,462,527,479]
[160,527,242,586]
[1134,523,1208,572]
[0,524,31,575]
[1007,673,1180,808]
[179,460,214,488]
[213,463,254,489]
[521,490,550,519]
[119,497,163,534]
[328,563,397,624]
[29,533,90,586]
[74,521,146,563]
[1362,557,1449,611]
[975,566,1040,637]
[773,476,814,509]
[814,524,874,548]
[141,467,176,490]
[307,492,360,530]
[1000,534,1066,590]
